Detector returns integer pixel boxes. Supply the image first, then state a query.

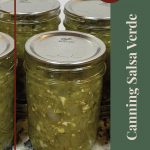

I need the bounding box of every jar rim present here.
[0,32,14,59]
[64,0,110,22]
[25,31,106,68]
[0,0,60,22]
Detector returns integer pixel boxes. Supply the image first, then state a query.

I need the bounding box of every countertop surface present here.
[16,143,110,150]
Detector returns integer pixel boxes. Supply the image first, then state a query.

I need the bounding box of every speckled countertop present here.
[16,143,110,150]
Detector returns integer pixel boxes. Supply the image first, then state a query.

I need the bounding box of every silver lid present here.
[0,0,60,16]
[64,0,110,20]
[0,32,14,59]
[25,31,106,66]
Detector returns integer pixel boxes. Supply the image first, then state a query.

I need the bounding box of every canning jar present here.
[0,0,61,99]
[25,31,106,150]
[64,0,110,51]
[0,0,61,137]
[64,0,111,132]
[0,32,14,150]
[0,0,61,60]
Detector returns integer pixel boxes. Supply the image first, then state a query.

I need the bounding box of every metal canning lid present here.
[0,32,14,59]
[25,31,106,67]
[64,0,110,21]
[0,0,60,18]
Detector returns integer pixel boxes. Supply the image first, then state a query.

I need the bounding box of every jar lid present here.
[0,32,14,59]
[64,0,110,21]
[25,31,106,67]
[0,0,60,19]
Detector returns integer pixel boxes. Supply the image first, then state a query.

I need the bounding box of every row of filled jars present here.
[0,0,110,149]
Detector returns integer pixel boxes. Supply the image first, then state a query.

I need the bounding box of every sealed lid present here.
[25,31,106,67]
[0,0,60,17]
[0,32,14,59]
[64,0,110,20]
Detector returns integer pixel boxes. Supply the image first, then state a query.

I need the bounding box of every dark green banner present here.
[111,0,150,149]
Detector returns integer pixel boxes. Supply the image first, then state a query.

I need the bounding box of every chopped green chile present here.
[0,32,14,149]
[25,31,106,150]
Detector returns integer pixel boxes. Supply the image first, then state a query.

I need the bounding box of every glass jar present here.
[0,32,14,150]
[0,0,61,139]
[64,0,111,140]
[25,31,106,150]
[0,0,61,99]
[64,0,110,49]
[0,0,61,60]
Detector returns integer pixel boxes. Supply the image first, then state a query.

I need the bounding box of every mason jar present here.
[64,0,110,49]
[0,32,14,150]
[64,0,111,136]
[25,31,106,150]
[0,0,61,99]
[0,0,61,139]
[0,0,61,59]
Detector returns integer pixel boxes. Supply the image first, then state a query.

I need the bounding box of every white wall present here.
[59,0,69,30]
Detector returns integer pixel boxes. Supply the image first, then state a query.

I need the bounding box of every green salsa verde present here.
[25,31,106,150]
[0,32,14,150]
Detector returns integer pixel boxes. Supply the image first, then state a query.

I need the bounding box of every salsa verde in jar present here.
[25,31,106,150]
[0,32,14,150]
